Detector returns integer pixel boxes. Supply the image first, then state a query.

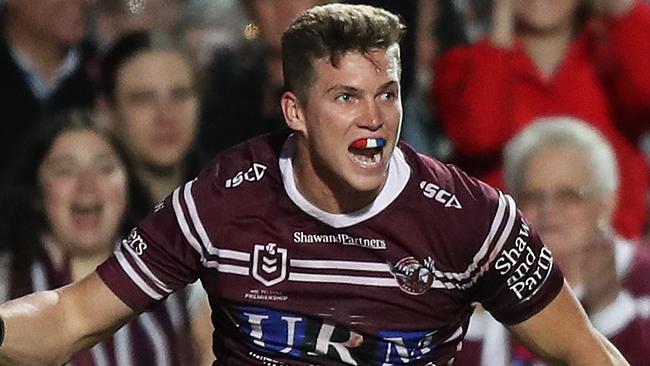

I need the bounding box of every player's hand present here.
[580,231,619,315]
[491,0,516,48]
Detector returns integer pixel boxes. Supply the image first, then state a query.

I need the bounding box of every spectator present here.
[434,0,650,238]
[0,4,631,365]
[0,0,96,180]
[99,30,203,205]
[455,117,650,365]
[0,110,213,365]
[198,0,320,157]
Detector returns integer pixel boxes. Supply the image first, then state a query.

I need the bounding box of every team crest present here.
[389,257,434,295]
[252,243,288,287]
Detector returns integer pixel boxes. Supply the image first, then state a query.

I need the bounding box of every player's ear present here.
[281,91,307,134]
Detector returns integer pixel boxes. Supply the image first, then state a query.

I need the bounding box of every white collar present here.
[279,134,411,228]
[10,45,80,101]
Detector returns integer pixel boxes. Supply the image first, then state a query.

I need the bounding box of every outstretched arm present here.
[508,283,628,365]
[0,273,135,366]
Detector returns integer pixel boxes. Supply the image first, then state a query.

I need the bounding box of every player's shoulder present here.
[400,143,517,261]
[192,133,286,194]
[401,143,503,214]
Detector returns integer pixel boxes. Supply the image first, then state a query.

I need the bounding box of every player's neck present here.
[292,147,381,214]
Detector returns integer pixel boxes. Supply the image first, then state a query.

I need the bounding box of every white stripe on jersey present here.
[31,261,48,292]
[115,250,164,300]
[184,180,218,256]
[427,193,517,290]
[174,182,253,266]
[216,249,251,261]
[290,259,390,272]
[460,194,517,289]
[121,241,173,294]
[170,185,519,292]
[90,343,110,366]
[164,292,185,334]
[172,184,206,258]
[203,261,250,275]
[114,323,134,366]
[139,312,172,366]
[288,272,399,287]
[430,192,509,282]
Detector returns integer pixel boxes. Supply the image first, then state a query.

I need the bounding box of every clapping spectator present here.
[454,117,650,365]
[434,0,650,238]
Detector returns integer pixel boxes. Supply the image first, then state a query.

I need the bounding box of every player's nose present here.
[356,100,382,130]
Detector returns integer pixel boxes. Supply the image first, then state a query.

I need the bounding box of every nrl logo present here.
[252,243,288,287]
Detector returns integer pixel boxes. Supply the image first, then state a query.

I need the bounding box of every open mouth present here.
[71,202,103,225]
[348,138,386,168]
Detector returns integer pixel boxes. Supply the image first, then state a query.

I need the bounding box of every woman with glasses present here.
[0,110,213,365]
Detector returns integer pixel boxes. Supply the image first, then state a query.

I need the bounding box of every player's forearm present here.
[557,327,630,366]
[594,331,629,366]
[0,289,106,365]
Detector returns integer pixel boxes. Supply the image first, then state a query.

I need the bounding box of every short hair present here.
[100,30,190,102]
[504,116,619,197]
[281,3,405,101]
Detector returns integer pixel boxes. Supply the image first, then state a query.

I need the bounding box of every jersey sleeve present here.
[97,172,216,312]
[470,193,565,325]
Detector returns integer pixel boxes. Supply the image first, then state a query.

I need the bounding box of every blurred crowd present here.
[0,0,649,364]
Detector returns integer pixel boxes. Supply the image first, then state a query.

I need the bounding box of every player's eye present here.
[380,91,396,100]
[336,93,353,102]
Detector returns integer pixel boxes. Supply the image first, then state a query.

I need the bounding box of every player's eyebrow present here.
[325,84,359,94]
[378,80,399,91]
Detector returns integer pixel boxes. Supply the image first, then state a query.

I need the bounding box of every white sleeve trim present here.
[115,250,164,300]
[121,241,173,294]
[172,184,206,258]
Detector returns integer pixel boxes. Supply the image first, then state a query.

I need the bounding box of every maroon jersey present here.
[1,249,200,366]
[97,134,564,365]
[455,239,650,366]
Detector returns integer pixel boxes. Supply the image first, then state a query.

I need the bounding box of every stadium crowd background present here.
[0,0,649,364]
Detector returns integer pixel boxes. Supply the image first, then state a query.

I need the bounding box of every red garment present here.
[434,2,650,239]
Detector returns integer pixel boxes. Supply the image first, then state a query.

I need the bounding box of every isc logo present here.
[419,180,462,209]
[225,163,268,188]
